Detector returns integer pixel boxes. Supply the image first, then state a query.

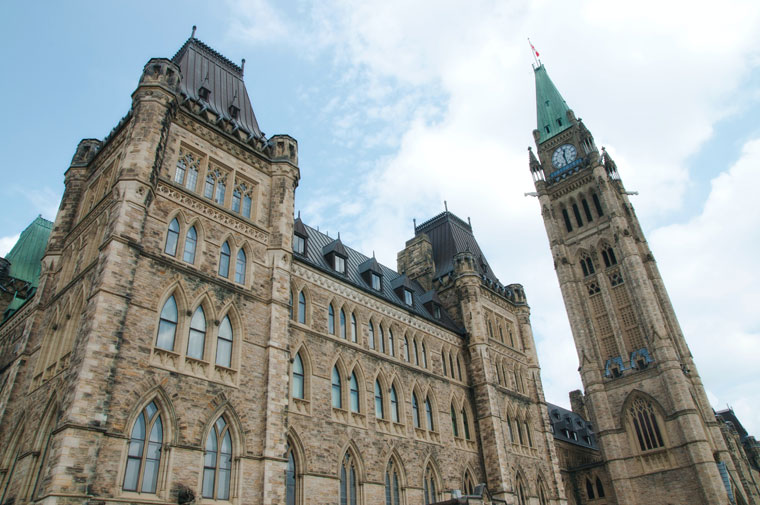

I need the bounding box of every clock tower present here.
[528,63,747,505]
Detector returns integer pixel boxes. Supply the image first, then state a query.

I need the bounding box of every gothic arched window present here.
[286,444,297,505]
[412,393,421,428]
[340,309,347,339]
[187,306,206,360]
[328,304,336,335]
[451,404,459,438]
[216,315,233,368]
[423,465,438,505]
[629,398,665,451]
[369,321,376,349]
[123,401,163,493]
[219,241,231,277]
[165,218,180,256]
[586,478,595,499]
[379,325,385,353]
[425,396,434,431]
[350,371,360,413]
[235,249,246,284]
[183,226,197,264]
[516,477,527,505]
[462,407,471,440]
[156,296,178,351]
[388,329,395,357]
[340,452,358,505]
[202,416,232,500]
[596,477,605,497]
[292,352,304,400]
[403,336,410,362]
[332,366,342,409]
[390,385,399,423]
[421,342,428,368]
[375,379,384,419]
[385,459,401,505]
[298,291,306,324]
[350,313,357,342]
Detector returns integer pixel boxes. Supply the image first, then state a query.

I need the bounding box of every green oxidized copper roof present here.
[5,215,53,287]
[534,64,572,143]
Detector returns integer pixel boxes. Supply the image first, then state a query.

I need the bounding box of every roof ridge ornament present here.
[191,25,197,39]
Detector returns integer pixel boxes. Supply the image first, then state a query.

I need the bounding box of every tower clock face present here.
[551,144,578,169]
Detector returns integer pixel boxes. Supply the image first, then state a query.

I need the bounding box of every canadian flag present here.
[529,40,540,58]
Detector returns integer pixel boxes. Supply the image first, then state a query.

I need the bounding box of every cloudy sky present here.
[2,1,759,434]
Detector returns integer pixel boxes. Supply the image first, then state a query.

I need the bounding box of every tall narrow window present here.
[187,306,206,360]
[582,198,593,222]
[379,325,385,353]
[292,353,304,399]
[371,272,381,291]
[175,156,186,184]
[123,401,163,493]
[234,249,246,284]
[413,340,419,366]
[596,477,605,498]
[449,355,455,379]
[524,421,533,447]
[216,316,233,368]
[508,417,515,443]
[165,218,179,256]
[412,393,420,428]
[205,174,215,199]
[289,291,293,320]
[424,466,437,505]
[538,483,548,505]
[340,309,347,339]
[592,193,604,216]
[351,313,357,342]
[451,404,459,438]
[286,445,297,505]
[202,416,232,500]
[293,234,305,255]
[231,188,241,213]
[462,408,471,440]
[422,343,428,368]
[442,353,448,376]
[375,380,384,419]
[516,479,526,505]
[572,203,584,227]
[403,337,410,362]
[425,396,434,431]
[183,226,197,264]
[332,366,342,409]
[215,178,226,205]
[388,329,394,357]
[340,453,357,505]
[219,241,231,277]
[562,208,573,232]
[404,289,413,306]
[328,304,336,335]
[298,291,306,324]
[586,479,595,499]
[385,460,401,505]
[390,385,399,423]
[457,356,463,381]
[629,398,664,451]
[369,322,375,349]
[156,296,178,350]
[242,194,252,218]
[350,371,360,413]
[186,160,198,191]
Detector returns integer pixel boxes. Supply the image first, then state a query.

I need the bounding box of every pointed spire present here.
[528,146,541,172]
[534,64,573,143]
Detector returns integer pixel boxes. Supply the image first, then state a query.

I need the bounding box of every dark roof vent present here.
[229,104,240,119]
[198,86,211,101]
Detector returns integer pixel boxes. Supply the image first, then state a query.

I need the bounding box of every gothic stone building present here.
[0,34,758,505]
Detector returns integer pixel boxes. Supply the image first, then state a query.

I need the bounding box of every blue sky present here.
[2,1,760,434]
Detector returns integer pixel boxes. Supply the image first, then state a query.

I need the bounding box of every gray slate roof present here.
[172,37,263,139]
[293,220,463,335]
[546,402,598,450]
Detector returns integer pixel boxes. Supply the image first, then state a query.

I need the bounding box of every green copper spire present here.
[534,64,572,143]
[5,215,52,287]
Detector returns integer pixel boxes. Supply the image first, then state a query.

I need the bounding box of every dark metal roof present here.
[294,222,463,335]
[716,408,750,440]
[322,237,348,257]
[546,402,598,450]
[414,211,500,285]
[172,37,262,138]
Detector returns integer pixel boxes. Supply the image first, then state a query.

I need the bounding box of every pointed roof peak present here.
[534,64,573,143]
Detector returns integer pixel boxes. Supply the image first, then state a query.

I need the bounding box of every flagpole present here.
[528,38,541,67]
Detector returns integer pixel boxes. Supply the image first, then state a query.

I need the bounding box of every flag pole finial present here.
[528,38,541,67]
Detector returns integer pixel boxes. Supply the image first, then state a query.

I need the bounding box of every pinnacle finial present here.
[191,25,197,39]
[241,58,245,75]
[444,200,448,212]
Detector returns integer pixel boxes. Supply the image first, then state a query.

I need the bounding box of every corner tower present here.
[529,64,746,505]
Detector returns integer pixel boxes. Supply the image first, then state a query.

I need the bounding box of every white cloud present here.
[0,235,19,257]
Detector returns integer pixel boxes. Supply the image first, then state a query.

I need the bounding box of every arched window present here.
[423,465,437,504]
[413,339,419,366]
[298,291,306,324]
[412,393,421,428]
[234,249,246,284]
[332,366,342,409]
[165,218,180,256]
[517,419,525,445]
[390,385,399,423]
[375,380,384,419]
[219,241,231,277]
[629,398,665,451]
[449,354,455,378]
[292,353,304,400]
[507,416,515,443]
[379,325,385,353]
[340,452,358,505]
[572,202,584,227]
[592,193,604,216]
[156,296,178,350]
[585,478,595,499]
[242,194,252,218]
[596,477,605,497]
[463,470,475,496]
[183,226,197,263]
[328,305,336,335]
[216,316,233,368]
[451,404,459,438]
[516,477,527,505]
[403,337,410,362]
[562,207,573,232]
[421,343,428,368]
[187,306,206,360]
[388,329,394,357]
[457,356,463,381]
[369,322,376,349]
[538,481,548,505]
[462,407,471,440]
[350,371,360,413]
[582,198,593,222]
[425,396,434,431]
[202,416,232,500]
[123,401,163,493]
[442,352,448,376]
[524,421,533,447]
[385,459,401,505]
[286,444,297,505]
[340,309,347,339]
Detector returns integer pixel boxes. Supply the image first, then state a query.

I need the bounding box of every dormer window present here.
[198,86,211,101]
[293,234,305,255]
[334,255,346,274]
[371,272,381,291]
[228,104,240,119]
[404,289,413,306]
[434,305,441,319]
